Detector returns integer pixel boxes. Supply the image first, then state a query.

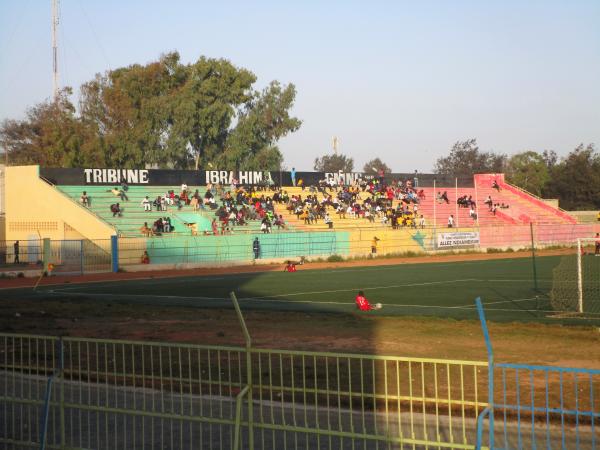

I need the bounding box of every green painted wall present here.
[145,231,350,264]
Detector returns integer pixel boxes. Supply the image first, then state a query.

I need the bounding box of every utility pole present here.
[52,0,59,100]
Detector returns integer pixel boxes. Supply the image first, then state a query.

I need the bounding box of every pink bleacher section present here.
[474,174,578,225]
[417,187,503,227]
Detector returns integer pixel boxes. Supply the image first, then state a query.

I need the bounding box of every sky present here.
[1,0,599,172]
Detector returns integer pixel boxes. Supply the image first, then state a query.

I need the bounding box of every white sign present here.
[437,232,480,248]
[324,172,373,186]
[205,170,273,185]
[84,169,149,184]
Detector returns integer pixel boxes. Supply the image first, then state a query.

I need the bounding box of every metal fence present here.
[0,334,487,450]
[2,296,599,449]
[1,223,598,275]
[474,298,600,450]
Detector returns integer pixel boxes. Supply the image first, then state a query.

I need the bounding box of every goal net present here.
[550,238,600,315]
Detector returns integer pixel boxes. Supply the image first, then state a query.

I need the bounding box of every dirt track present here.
[0,247,569,290]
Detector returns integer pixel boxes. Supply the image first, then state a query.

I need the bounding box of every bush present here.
[327,254,344,262]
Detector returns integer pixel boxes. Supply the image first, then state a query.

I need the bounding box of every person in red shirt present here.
[355,291,375,311]
[284,261,297,272]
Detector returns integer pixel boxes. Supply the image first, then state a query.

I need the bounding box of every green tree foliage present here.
[313,153,354,172]
[223,81,302,170]
[505,151,549,196]
[1,52,301,169]
[543,144,600,210]
[434,139,506,178]
[363,157,392,174]
[0,88,103,167]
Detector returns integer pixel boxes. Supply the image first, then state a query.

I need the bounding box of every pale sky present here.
[1,0,599,172]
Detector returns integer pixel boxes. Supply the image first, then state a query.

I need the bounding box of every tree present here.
[434,139,506,178]
[222,81,302,170]
[505,151,549,196]
[0,88,102,167]
[363,158,391,174]
[543,144,600,210]
[314,153,354,172]
[1,51,301,170]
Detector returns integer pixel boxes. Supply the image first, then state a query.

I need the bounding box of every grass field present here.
[2,253,600,367]
[8,254,597,325]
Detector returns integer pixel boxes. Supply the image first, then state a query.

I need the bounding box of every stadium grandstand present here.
[1,164,598,273]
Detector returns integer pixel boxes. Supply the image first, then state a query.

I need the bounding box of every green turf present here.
[15,254,596,325]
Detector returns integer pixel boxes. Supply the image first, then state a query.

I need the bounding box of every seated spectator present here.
[324,213,333,229]
[141,196,152,211]
[140,222,153,237]
[597,211,600,222]
[108,186,128,201]
[275,215,286,230]
[260,218,271,233]
[80,191,89,207]
[436,192,444,204]
[484,195,493,210]
[447,214,454,228]
[154,218,164,234]
[417,189,426,200]
[164,217,171,233]
[469,207,477,220]
[110,203,122,217]
[441,191,450,204]
[141,251,150,264]
[211,218,219,235]
[492,180,501,191]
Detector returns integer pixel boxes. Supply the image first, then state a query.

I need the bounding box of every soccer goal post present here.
[550,238,600,314]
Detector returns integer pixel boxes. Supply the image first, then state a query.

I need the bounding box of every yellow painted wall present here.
[348,227,477,256]
[5,165,116,241]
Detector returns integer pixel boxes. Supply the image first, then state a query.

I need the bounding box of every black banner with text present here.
[40,167,474,188]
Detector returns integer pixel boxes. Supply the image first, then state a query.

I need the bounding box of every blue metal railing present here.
[475,298,599,450]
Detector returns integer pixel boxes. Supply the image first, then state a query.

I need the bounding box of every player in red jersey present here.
[356,291,378,311]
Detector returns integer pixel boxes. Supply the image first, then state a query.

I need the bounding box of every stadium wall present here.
[5,166,115,242]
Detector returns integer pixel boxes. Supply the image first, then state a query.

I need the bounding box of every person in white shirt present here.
[448,215,455,228]
[141,196,151,211]
[419,215,426,228]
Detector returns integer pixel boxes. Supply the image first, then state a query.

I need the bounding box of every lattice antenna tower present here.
[52,0,60,100]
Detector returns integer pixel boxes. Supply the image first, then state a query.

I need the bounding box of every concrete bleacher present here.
[57,185,205,236]
[474,174,577,225]
[57,185,266,237]
[273,186,506,230]
[56,174,578,237]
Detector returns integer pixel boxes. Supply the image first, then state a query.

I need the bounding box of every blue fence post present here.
[110,235,118,273]
[475,297,495,450]
[39,375,54,450]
